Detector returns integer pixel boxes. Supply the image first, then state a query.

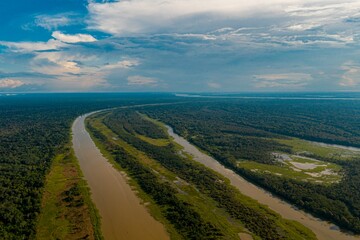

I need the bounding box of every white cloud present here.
[208,82,221,89]
[87,0,284,35]
[0,39,66,52]
[103,60,140,69]
[30,50,140,90]
[254,73,313,81]
[33,61,81,75]
[287,23,321,31]
[253,73,312,88]
[32,52,82,75]
[34,54,110,91]
[50,74,109,91]
[87,0,360,48]
[35,14,72,30]
[52,31,97,43]
[127,75,157,86]
[33,51,138,74]
[0,79,25,89]
[339,62,360,87]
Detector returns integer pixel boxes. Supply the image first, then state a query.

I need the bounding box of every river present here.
[72,105,359,240]
[166,125,358,240]
[72,113,169,240]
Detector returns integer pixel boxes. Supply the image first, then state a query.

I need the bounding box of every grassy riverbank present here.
[35,143,103,240]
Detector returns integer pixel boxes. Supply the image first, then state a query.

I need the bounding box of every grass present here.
[238,155,342,184]
[87,113,253,240]
[136,134,170,146]
[276,138,360,161]
[235,137,357,185]
[36,142,103,240]
[35,154,69,240]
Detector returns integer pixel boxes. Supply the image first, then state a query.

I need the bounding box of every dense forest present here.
[141,99,360,234]
[2,93,360,238]
[97,109,315,239]
[0,93,180,239]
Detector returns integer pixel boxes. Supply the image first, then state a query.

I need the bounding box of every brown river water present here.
[166,125,359,240]
[72,113,169,240]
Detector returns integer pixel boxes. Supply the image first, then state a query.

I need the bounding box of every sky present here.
[1,0,360,92]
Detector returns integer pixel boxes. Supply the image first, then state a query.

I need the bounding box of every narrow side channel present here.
[166,125,358,240]
[72,113,169,240]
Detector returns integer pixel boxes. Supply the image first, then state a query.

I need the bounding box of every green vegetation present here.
[3,93,360,238]
[35,154,70,240]
[87,114,243,240]
[136,134,170,146]
[139,100,360,234]
[238,158,341,184]
[89,109,316,239]
[36,146,103,240]
[276,138,360,161]
[0,93,181,239]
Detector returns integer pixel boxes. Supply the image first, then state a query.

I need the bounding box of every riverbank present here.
[36,145,102,240]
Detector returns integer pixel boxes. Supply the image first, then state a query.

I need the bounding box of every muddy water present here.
[72,113,169,240]
[166,126,357,240]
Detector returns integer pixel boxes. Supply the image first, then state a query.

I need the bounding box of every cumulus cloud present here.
[253,73,312,88]
[339,62,360,87]
[52,31,97,43]
[0,79,25,89]
[127,75,157,86]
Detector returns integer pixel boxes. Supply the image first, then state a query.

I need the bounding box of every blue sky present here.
[1,0,360,92]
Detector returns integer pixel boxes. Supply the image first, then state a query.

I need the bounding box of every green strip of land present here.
[35,143,103,240]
